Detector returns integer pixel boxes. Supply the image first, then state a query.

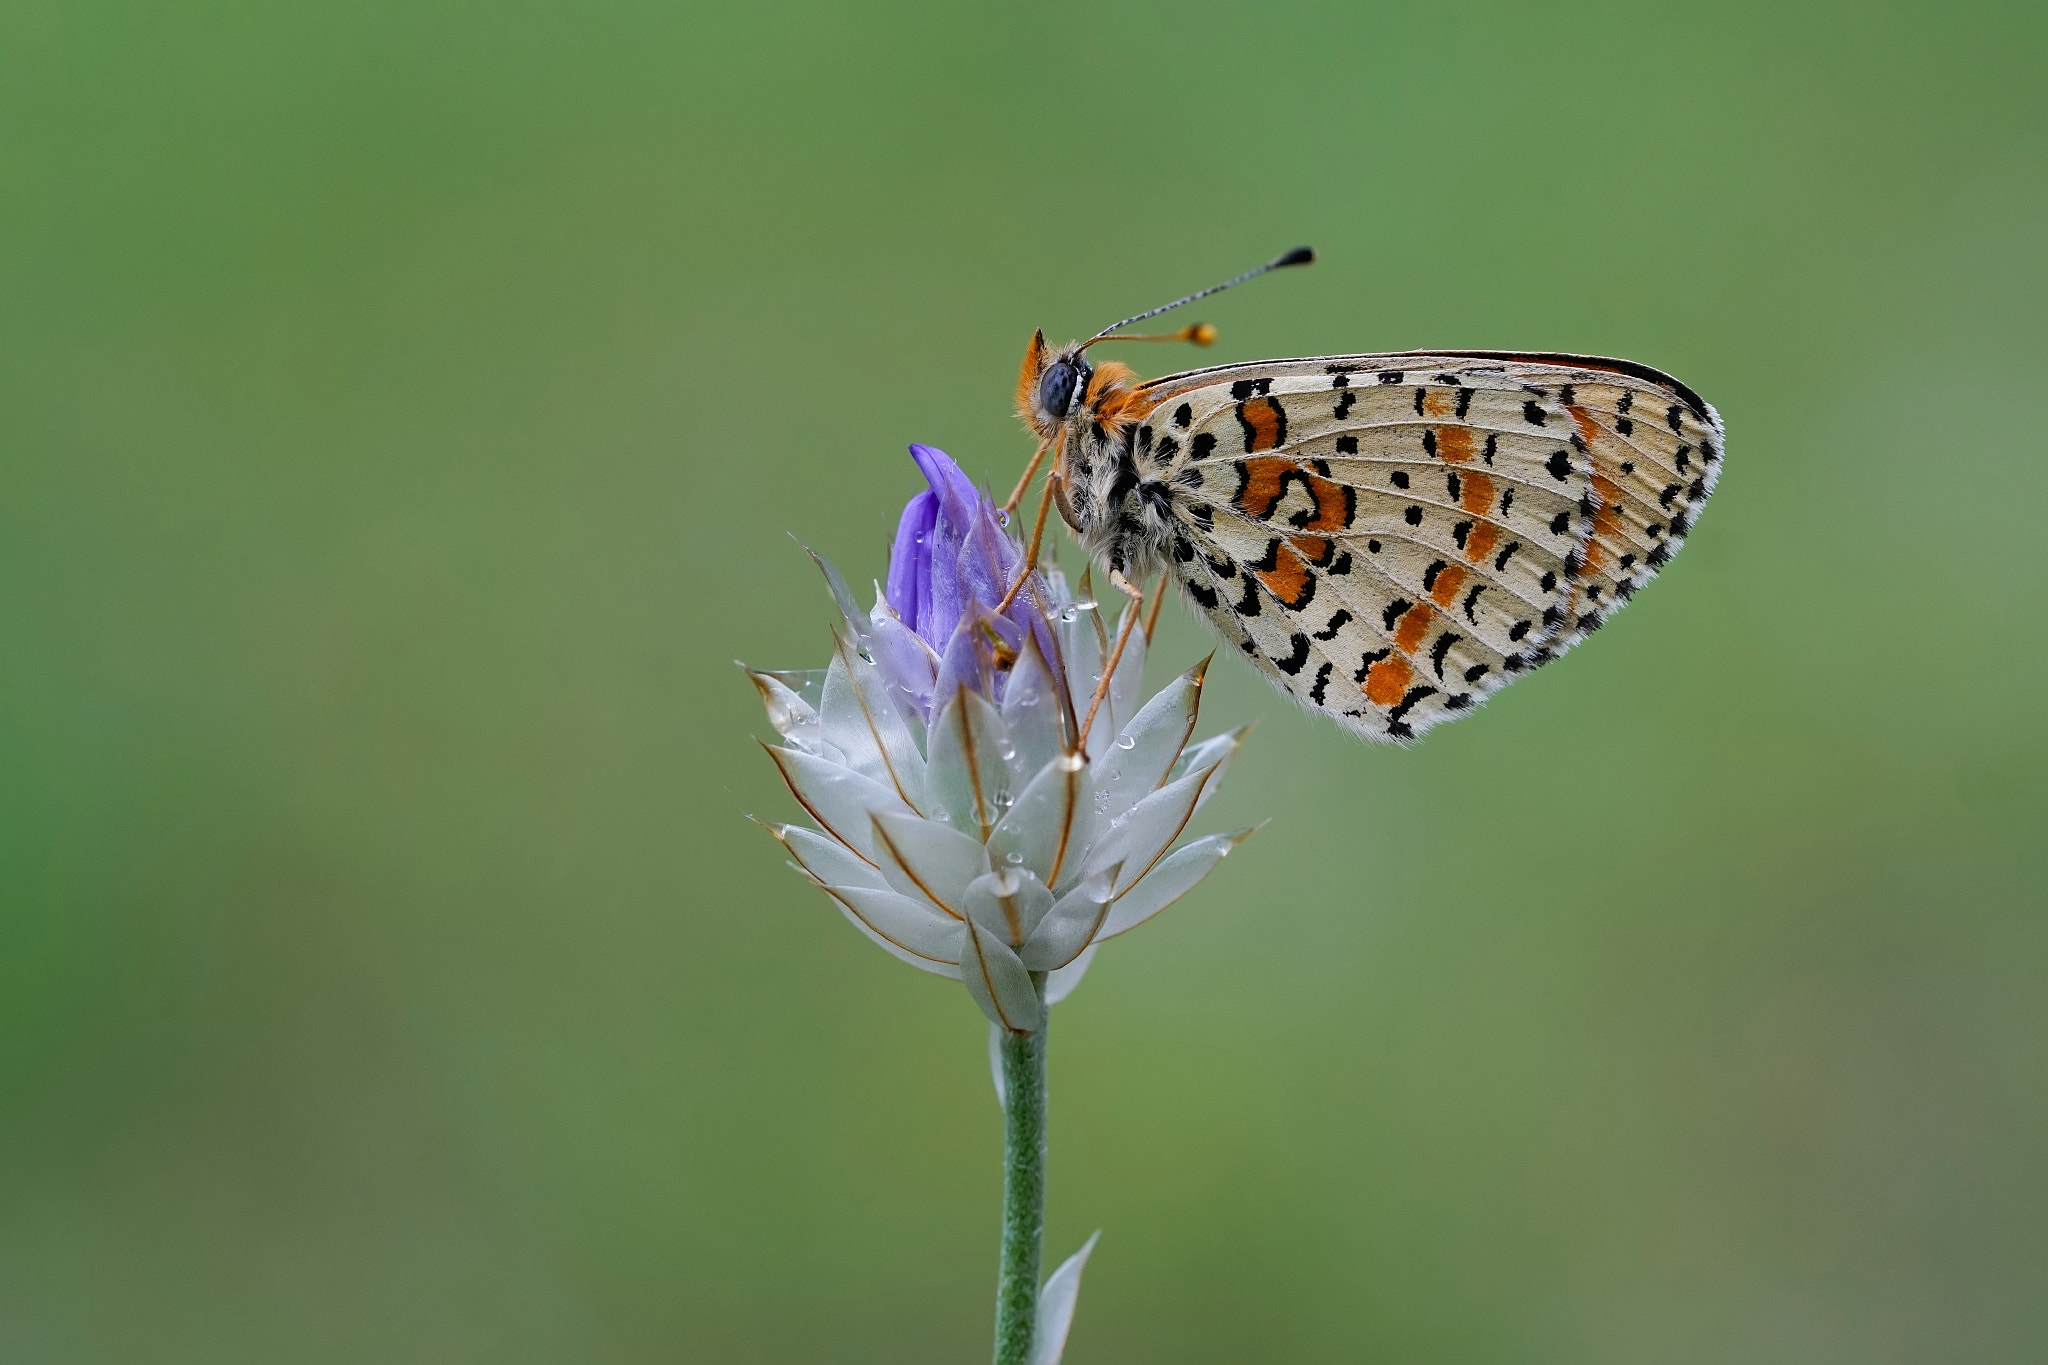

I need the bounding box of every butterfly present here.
[1007,248,1723,744]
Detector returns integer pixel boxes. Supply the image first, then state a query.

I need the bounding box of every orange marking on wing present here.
[1460,471,1494,515]
[1289,535,1332,565]
[1423,388,1455,418]
[1235,457,1294,518]
[1298,470,1352,532]
[1363,653,1413,707]
[1589,470,1624,540]
[1429,563,1468,609]
[1436,426,1474,464]
[1240,396,1284,451]
[1393,601,1433,655]
[1567,404,1603,451]
[1254,544,1314,609]
[1465,521,1501,563]
[1580,538,1608,576]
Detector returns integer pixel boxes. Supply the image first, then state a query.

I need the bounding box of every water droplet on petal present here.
[1115,734,1136,750]
[1004,851,1024,865]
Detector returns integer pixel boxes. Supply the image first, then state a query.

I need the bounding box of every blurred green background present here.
[4,2,2045,1360]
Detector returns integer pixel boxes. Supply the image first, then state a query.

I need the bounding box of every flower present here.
[748,445,1256,1032]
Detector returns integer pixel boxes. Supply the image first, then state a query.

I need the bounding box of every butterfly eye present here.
[1037,360,1079,418]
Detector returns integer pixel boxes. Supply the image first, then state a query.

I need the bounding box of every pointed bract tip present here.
[1274,245,1315,268]
[1189,652,1215,686]
[746,813,793,843]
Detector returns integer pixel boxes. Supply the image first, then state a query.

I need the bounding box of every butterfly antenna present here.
[1082,246,1313,348]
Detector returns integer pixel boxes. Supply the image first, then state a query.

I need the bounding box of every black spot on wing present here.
[1428,631,1462,680]
[1461,583,1487,623]
[1387,684,1438,725]
[1275,634,1310,676]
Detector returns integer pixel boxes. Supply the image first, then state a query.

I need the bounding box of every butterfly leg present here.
[1142,569,1169,643]
[1076,568,1145,751]
[994,469,1059,614]
[1002,438,1052,517]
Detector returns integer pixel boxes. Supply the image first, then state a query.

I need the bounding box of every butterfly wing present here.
[1137,353,1722,742]
[1434,353,1724,656]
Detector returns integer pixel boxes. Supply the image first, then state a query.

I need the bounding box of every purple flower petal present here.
[888,489,938,640]
[881,444,1065,717]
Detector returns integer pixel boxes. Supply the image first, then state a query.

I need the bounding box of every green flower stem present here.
[993,1010,1048,1365]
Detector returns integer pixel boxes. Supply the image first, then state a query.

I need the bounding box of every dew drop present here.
[1004,850,1024,865]
[935,810,951,823]
[1115,734,1136,750]
[1093,791,1111,814]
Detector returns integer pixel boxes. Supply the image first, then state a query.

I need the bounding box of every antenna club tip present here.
[1187,322,1217,346]
[1274,246,1315,268]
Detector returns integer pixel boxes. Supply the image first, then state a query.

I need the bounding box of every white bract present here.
[751,559,1254,1033]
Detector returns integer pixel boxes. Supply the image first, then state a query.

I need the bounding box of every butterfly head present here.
[1016,330,1092,437]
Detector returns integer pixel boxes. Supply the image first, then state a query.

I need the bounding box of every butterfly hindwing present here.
[1137,353,1720,742]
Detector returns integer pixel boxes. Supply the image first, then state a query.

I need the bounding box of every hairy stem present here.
[993,1016,1048,1365]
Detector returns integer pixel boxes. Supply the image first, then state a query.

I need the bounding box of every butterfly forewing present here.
[1135,352,1721,742]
